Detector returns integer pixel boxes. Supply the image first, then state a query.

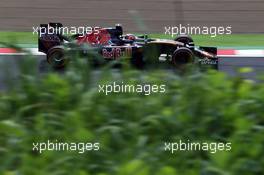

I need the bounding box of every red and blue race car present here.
[38,23,218,69]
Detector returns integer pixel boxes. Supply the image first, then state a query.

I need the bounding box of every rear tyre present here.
[47,46,68,69]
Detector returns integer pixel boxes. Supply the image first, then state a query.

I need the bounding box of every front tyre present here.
[174,35,194,48]
[47,46,68,69]
[172,47,195,68]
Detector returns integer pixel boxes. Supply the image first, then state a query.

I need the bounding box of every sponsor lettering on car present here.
[102,47,132,59]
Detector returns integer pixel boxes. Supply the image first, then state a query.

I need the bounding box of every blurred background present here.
[1,1,264,175]
[0,0,264,33]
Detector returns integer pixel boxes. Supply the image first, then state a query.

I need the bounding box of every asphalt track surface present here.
[0,55,263,90]
[0,0,264,33]
[0,0,264,88]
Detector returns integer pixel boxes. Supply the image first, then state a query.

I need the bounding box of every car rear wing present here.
[38,23,64,54]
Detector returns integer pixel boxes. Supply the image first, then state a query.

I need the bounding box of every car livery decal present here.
[39,34,61,51]
[102,47,132,59]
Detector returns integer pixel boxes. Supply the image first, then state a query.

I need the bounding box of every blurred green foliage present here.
[0,55,263,175]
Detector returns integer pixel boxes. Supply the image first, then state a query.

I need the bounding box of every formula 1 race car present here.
[38,23,218,70]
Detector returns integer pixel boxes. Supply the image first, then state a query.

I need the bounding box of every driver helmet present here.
[124,34,136,41]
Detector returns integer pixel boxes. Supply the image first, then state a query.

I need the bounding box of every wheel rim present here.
[173,51,193,65]
[49,51,66,68]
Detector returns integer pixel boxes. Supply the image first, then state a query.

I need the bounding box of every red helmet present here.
[125,34,136,41]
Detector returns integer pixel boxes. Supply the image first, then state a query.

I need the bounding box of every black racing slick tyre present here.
[174,35,194,48]
[172,47,195,67]
[47,46,68,69]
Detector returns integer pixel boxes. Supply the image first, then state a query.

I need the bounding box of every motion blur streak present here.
[0,0,263,33]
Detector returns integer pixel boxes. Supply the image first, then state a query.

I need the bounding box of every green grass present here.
[0,31,264,48]
[0,32,37,46]
[150,34,264,48]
